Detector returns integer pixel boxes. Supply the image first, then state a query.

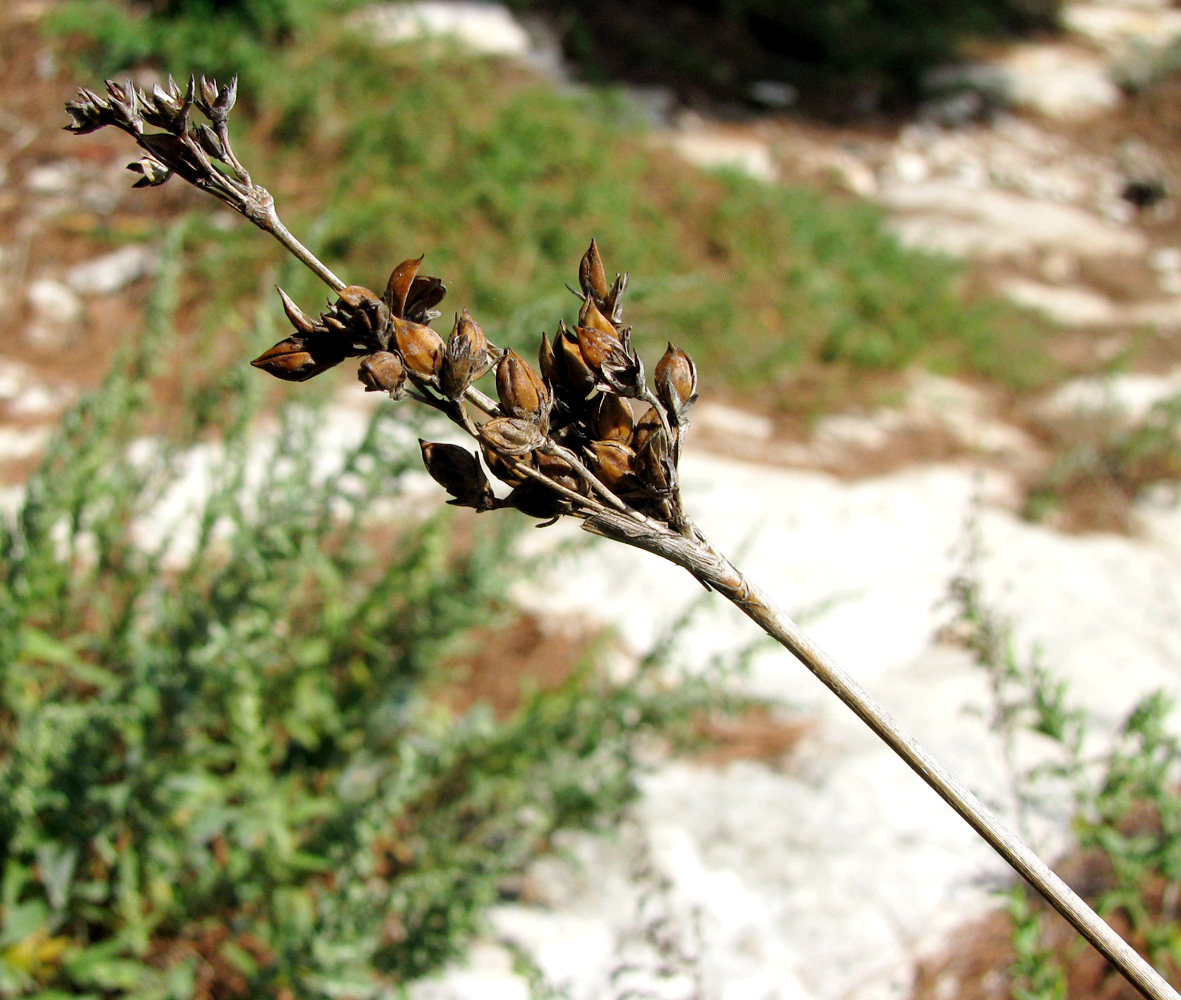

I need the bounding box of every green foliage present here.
[49,5,1055,414]
[1024,393,1181,529]
[944,521,1181,989]
[0,225,717,997]
[1005,886,1067,1000]
[46,0,343,90]
[264,31,1051,405]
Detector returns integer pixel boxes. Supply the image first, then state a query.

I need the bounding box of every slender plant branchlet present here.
[64,75,1181,1000]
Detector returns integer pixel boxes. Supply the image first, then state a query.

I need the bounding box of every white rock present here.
[997,44,1122,119]
[24,160,79,195]
[749,80,798,109]
[880,182,1146,258]
[407,942,529,1000]
[26,279,82,325]
[1040,368,1181,422]
[352,1,533,58]
[927,46,1121,120]
[66,244,157,295]
[1065,3,1181,56]
[1001,278,1120,325]
[498,452,1181,1000]
[0,426,50,462]
[664,127,778,182]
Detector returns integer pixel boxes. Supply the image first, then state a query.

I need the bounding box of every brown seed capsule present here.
[590,393,634,443]
[251,335,346,382]
[576,324,645,397]
[654,342,698,421]
[535,450,586,494]
[496,349,550,424]
[579,238,610,302]
[554,322,597,400]
[358,352,406,398]
[630,405,665,454]
[504,479,565,522]
[393,316,444,380]
[480,439,528,487]
[584,440,640,494]
[479,416,545,456]
[575,324,621,376]
[440,310,495,399]
[578,295,616,336]
[276,286,317,334]
[383,256,423,317]
[419,440,495,511]
[329,285,391,352]
[635,425,675,496]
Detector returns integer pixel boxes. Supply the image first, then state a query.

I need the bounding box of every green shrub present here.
[0,224,718,998]
[48,5,1055,415]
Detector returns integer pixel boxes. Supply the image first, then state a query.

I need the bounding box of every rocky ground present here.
[4,1,1181,998]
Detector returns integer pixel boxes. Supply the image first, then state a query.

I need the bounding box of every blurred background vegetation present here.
[14,0,1162,995]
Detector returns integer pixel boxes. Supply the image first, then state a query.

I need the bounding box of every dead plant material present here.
[64,74,1181,1000]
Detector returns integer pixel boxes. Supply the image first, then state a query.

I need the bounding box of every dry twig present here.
[64,75,1181,1000]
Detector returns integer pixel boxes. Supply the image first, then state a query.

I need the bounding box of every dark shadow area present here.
[517,0,1061,119]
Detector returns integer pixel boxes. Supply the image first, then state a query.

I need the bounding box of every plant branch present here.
[64,73,1180,1000]
[583,510,1180,1000]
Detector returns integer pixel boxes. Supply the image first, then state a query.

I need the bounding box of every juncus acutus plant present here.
[65,75,1180,1000]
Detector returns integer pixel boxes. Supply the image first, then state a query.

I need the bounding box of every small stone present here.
[66,244,157,295]
[748,80,798,109]
[26,279,83,325]
[352,1,533,57]
[25,160,78,195]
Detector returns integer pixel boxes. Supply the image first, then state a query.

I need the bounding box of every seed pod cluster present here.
[251,257,464,398]
[252,241,697,529]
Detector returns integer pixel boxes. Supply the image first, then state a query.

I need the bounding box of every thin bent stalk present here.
[584,507,1180,1000]
[63,73,1181,1000]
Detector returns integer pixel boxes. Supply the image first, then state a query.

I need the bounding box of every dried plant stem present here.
[585,510,1180,1000]
[262,204,345,292]
[63,74,1179,1000]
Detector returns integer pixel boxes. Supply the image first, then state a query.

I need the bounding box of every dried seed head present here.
[535,450,586,494]
[504,479,565,522]
[574,324,621,375]
[584,440,639,494]
[635,425,676,496]
[480,439,528,487]
[383,256,423,317]
[590,393,634,443]
[579,239,610,303]
[441,309,495,399]
[383,257,447,324]
[551,322,597,402]
[358,351,407,398]
[578,295,616,336]
[127,155,172,187]
[328,285,391,352]
[630,406,664,454]
[496,349,550,425]
[479,416,545,456]
[195,74,236,123]
[654,342,698,421]
[393,316,445,380]
[576,324,645,397]
[64,88,114,134]
[276,286,318,335]
[419,440,495,511]
[251,335,347,382]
